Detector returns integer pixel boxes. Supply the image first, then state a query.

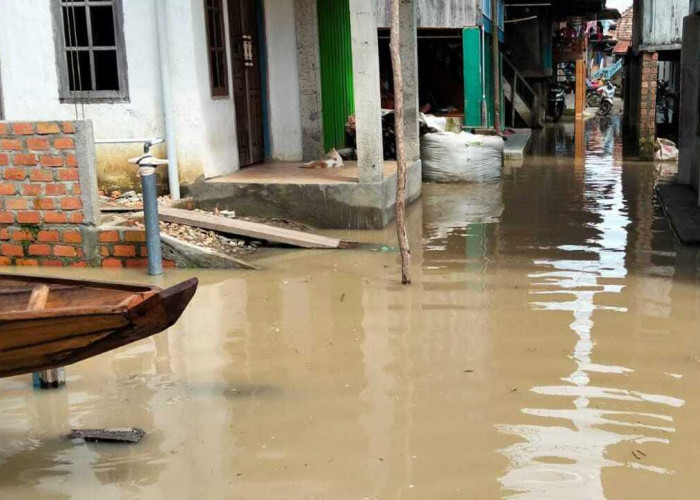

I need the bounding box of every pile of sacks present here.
[420,115,505,183]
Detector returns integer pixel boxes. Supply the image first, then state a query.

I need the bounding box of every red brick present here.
[40,155,64,167]
[65,154,78,167]
[11,230,33,241]
[139,246,148,257]
[70,261,88,268]
[62,230,82,243]
[0,139,22,151]
[99,231,120,242]
[4,168,26,180]
[126,259,149,268]
[102,258,124,268]
[17,211,41,224]
[0,228,9,240]
[0,153,8,166]
[36,122,60,135]
[0,213,13,224]
[0,256,11,266]
[13,154,37,166]
[53,137,75,150]
[45,184,66,195]
[15,259,39,266]
[60,197,82,210]
[28,244,51,256]
[6,198,28,210]
[53,245,77,257]
[57,169,79,181]
[0,183,15,195]
[71,183,81,195]
[0,123,7,135]
[34,198,55,210]
[41,260,64,267]
[21,184,42,196]
[27,137,50,151]
[99,245,111,257]
[38,230,59,242]
[11,122,34,135]
[68,213,84,224]
[124,231,147,243]
[43,211,68,224]
[61,122,76,134]
[163,260,177,268]
[30,169,53,182]
[114,245,136,257]
[1,243,24,257]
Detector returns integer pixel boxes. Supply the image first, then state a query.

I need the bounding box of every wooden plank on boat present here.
[26,285,65,388]
[158,207,357,249]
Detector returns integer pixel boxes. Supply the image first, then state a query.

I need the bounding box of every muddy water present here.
[2,118,700,499]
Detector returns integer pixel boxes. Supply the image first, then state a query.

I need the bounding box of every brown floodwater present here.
[2,118,700,499]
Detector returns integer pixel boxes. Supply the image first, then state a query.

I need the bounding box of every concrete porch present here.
[191,159,422,229]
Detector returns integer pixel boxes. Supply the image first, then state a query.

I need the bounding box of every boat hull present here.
[0,276,198,378]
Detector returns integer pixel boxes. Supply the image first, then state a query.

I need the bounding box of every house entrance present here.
[228,0,264,167]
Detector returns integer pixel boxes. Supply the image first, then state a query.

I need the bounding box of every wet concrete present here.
[2,117,700,499]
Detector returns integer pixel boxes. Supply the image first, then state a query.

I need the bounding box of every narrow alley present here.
[1,118,697,498]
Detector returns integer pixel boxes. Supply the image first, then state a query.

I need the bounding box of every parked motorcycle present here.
[597,82,616,116]
[548,83,567,122]
[586,78,604,108]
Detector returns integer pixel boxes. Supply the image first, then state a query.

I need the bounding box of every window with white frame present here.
[53,0,129,101]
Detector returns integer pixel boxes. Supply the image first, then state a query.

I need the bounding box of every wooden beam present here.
[159,207,357,249]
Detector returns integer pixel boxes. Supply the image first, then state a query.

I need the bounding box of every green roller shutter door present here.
[317,0,354,151]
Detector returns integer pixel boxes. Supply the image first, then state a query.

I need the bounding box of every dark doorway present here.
[228,0,264,167]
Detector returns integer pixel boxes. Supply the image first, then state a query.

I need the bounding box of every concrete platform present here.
[191,160,422,229]
[656,184,700,245]
[503,129,532,162]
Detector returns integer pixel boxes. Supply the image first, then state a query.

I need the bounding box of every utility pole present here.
[390,0,411,285]
[491,0,501,133]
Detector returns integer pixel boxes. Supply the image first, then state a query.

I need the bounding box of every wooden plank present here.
[159,207,356,249]
[27,285,50,311]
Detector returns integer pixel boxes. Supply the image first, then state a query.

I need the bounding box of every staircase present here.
[502,55,540,128]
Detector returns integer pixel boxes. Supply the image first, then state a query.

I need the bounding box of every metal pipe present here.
[155,0,180,200]
[140,165,163,276]
[95,138,163,145]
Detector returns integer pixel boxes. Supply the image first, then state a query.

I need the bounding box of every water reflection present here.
[498,119,684,498]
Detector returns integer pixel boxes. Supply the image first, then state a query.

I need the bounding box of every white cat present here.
[299,148,344,169]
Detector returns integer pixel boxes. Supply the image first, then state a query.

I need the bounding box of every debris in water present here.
[68,427,146,444]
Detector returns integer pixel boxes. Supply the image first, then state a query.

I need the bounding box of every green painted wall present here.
[317,0,354,151]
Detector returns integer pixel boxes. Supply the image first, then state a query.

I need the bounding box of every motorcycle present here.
[548,83,567,122]
[597,82,616,116]
[586,79,604,108]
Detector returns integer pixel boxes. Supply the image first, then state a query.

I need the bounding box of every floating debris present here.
[69,427,146,444]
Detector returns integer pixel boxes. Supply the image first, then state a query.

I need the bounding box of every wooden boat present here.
[0,274,198,379]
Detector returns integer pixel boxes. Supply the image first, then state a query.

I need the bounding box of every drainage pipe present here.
[155,0,180,200]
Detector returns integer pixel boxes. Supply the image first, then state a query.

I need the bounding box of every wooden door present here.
[228,0,264,167]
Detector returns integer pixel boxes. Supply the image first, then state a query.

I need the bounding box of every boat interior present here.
[0,275,155,314]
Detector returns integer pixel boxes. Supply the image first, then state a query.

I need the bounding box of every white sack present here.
[655,138,678,162]
[421,132,504,183]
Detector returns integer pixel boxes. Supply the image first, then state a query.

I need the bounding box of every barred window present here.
[204,0,229,97]
[53,0,129,102]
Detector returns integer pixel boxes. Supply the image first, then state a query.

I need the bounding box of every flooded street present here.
[3,118,700,499]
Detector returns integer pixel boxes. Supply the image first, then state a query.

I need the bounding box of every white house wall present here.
[264,0,303,161]
[0,0,244,189]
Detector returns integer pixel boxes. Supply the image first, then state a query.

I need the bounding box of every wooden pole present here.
[28,285,66,389]
[390,0,411,285]
[491,0,501,133]
[575,59,586,116]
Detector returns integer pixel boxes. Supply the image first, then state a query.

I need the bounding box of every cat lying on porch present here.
[299,148,344,169]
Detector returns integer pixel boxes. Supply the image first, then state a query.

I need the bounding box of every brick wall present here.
[638,52,658,160]
[0,120,175,269]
